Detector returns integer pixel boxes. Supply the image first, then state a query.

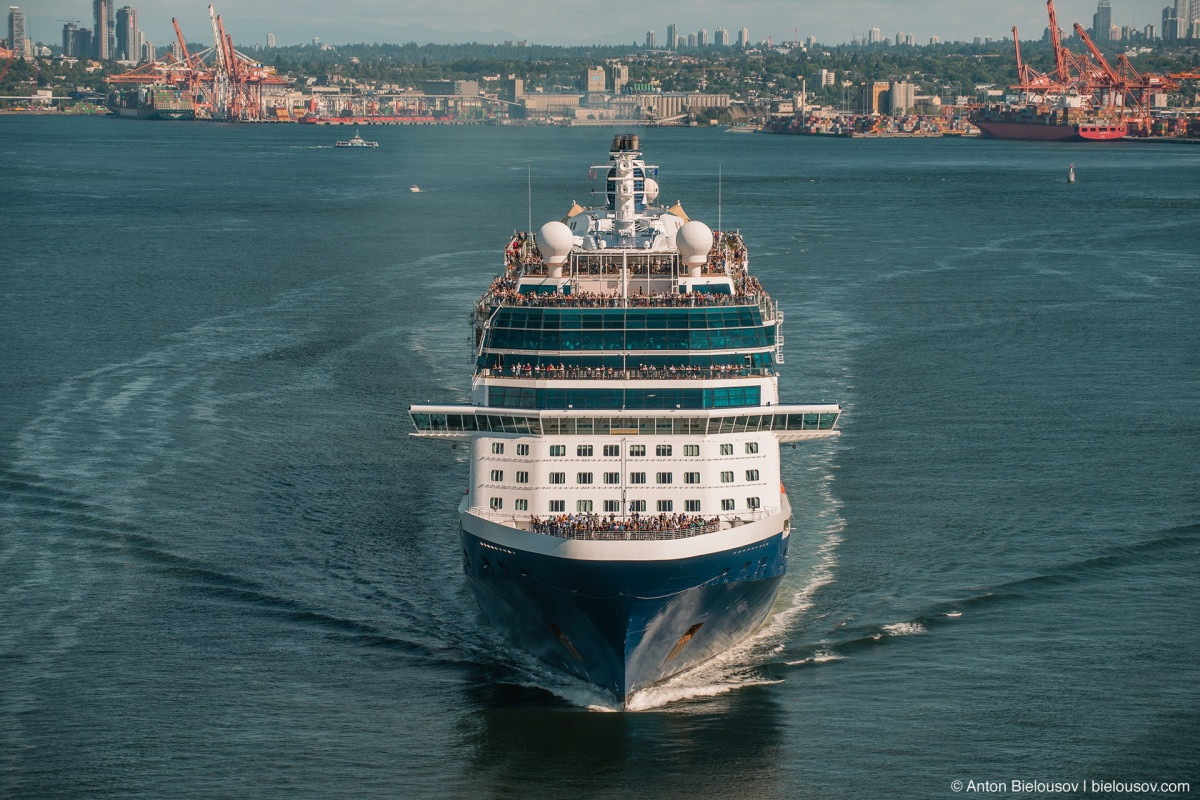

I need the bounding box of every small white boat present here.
[335,129,379,148]
[409,185,421,193]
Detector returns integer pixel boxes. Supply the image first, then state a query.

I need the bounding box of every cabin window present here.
[491,443,504,454]
[629,472,647,484]
[603,445,620,457]
[685,500,701,512]
[685,472,701,484]
[656,445,672,457]
[745,442,759,454]
[721,499,735,511]
[549,472,566,484]
[577,472,593,485]
[604,472,620,485]
[746,469,760,482]
[490,470,504,482]
[516,444,530,456]
[720,444,734,455]
[578,445,593,457]
[489,497,503,510]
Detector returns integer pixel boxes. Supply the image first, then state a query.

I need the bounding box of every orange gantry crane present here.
[107,4,288,121]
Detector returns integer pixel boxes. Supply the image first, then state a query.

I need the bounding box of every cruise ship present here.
[409,134,841,705]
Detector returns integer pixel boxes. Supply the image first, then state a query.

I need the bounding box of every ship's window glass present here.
[517,444,530,456]
[718,417,736,434]
[593,417,611,435]
[685,472,701,484]
[549,472,566,484]
[577,472,593,484]
[656,418,673,434]
[603,445,620,457]
[490,470,504,482]
[804,413,820,429]
[656,445,672,457]
[788,414,806,430]
[657,500,674,512]
[578,445,593,457]
[604,472,620,485]
[516,471,529,484]
[773,414,788,431]
[629,445,646,457]
[577,500,594,513]
[721,471,734,483]
[491,443,504,454]
[629,500,647,512]
[746,442,759,454]
[576,418,594,435]
[604,500,621,513]
[684,445,700,457]
[656,472,673,484]
[746,470,760,481]
[549,445,566,457]
[747,497,761,510]
[629,472,647,484]
[549,500,565,512]
[412,413,430,430]
[489,497,503,510]
[515,499,528,511]
[721,498,735,511]
[638,417,656,436]
[685,500,701,512]
[720,444,734,456]
[820,413,838,430]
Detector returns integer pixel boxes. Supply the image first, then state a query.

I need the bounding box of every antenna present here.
[718,164,722,233]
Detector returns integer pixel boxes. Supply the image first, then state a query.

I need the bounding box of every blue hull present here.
[461,530,788,702]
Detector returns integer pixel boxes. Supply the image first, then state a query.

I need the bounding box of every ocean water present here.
[1,117,1197,799]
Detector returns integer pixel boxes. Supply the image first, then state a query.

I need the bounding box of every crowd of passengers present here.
[480,275,767,309]
[489,362,770,379]
[530,512,720,537]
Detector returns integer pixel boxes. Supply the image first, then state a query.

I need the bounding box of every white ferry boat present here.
[409,134,841,705]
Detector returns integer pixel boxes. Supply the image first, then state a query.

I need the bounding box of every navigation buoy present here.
[1068,163,1076,183]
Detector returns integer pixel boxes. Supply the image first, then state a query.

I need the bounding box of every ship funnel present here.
[610,133,640,153]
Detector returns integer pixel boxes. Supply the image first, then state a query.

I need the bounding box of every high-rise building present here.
[63,22,93,57]
[1093,0,1112,40]
[868,27,882,44]
[737,27,749,48]
[93,0,115,58]
[697,28,708,47]
[645,30,655,48]
[8,5,29,58]
[666,23,676,50]
[612,62,629,95]
[715,28,729,46]
[267,33,275,48]
[687,32,697,48]
[586,66,605,93]
[115,6,137,61]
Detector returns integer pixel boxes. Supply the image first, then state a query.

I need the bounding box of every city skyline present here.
[14,1,1190,50]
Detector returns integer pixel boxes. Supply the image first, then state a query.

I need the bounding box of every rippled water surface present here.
[1,118,1198,798]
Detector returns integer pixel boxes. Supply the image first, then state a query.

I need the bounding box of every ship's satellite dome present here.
[643,177,659,203]
[539,220,574,265]
[676,220,714,265]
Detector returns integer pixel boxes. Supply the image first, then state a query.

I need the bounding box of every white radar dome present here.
[538,220,574,265]
[643,177,659,204]
[676,220,714,265]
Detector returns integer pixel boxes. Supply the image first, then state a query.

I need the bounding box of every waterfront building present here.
[890,81,915,114]
[1093,0,1112,40]
[587,66,606,94]
[737,27,749,48]
[612,63,629,95]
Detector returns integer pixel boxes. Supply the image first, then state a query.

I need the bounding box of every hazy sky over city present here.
[24,1,1176,48]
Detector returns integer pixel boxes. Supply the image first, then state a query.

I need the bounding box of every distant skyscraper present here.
[8,5,29,58]
[687,32,697,48]
[645,30,655,48]
[697,28,708,47]
[737,27,749,48]
[93,0,115,59]
[115,6,137,61]
[868,27,882,44]
[267,32,275,48]
[1093,0,1112,40]
[666,23,676,50]
[715,28,729,46]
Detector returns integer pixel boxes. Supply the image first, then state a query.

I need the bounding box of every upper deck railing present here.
[464,508,781,541]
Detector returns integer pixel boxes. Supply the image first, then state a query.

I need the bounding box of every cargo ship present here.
[408,134,842,706]
[971,104,1128,141]
[106,87,195,121]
